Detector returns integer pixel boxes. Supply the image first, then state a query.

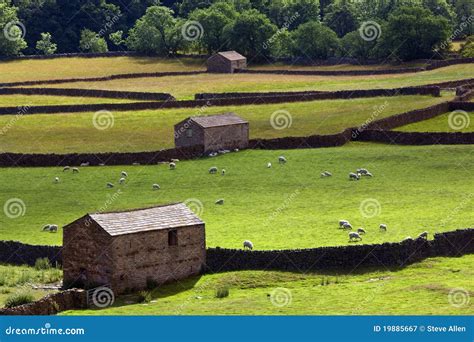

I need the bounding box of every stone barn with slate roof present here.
[174,112,249,153]
[207,51,247,73]
[62,203,205,294]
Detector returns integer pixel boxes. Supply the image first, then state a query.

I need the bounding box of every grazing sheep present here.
[170,159,180,163]
[215,199,224,205]
[121,171,128,178]
[364,172,373,177]
[349,232,362,241]
[243,240,253,250]
[63,166,70,172]
[106,182,114,188]
[321,171,332,177]
[379,224,387,231]
[342,222,353,230]
[418,231,428,240]
[357,168,369,175]
[234,148,239,152]
[72,167,79,174]
[209,166,218,174]
[42,224,58,233]
[267,162,272,168]
[99,163,106,166]
[349,172,360,181]
[221,169,226,175]
[339,220,350,228]
[152,184,160,190]
[278,156,287,164]
[54,177,59,183]
[132,162,140,166]
[119,177,126,185]
[80,162,89,167]
[357,228,366,235]
[402,236,414,242]
[208,152,218,157]
[169,162,176,170]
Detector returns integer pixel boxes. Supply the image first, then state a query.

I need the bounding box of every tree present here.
[126,5,184,55]
[79,29,108,53]
[453,0,473,36]
[223,9,277,59]
[323,0,360,37]
[340,30,376,60]
[377,5,452,61]
[35,32,56,55]
[421,0,455,22]
[0,1,27,56]
[460,36,474,57]
[109,30,124,47]
[292,21,340,59]
[265,0,319,29]
[190,2,237,54]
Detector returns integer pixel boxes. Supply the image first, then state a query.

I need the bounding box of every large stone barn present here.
[62,203,205,294]
[207,51,247,73]
[174,112,249,153]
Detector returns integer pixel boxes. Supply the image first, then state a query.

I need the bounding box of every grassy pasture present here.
[26,64,473,99]
[249,61,428,71]
[0,94,143,107]
[398,111,474,132]
[0,143,472,248]
[0,95,451,154]
[64,254,474,315]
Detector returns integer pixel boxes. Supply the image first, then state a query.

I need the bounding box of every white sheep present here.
[342,222,353,230]
[80,162,89,167]
[72,167,79,174]
[357,228,366,235]
[243,240,253,250]
[42,224,58,233]
[267,162,272,168]
[152,184,160,190]
[209,166,218,174]
[63,166,70,172]
[106,182,114,188]
[349,172,360,181]
[119,177,126,185]
[170,159,180,163]
[323,171,332,177]
[215,199,224,205]
[418,231,428,240]
[121,171,128,178]
[221,169,226,175]
[364,172,373,177]
[278,156,287,164]
[208,152,218,157]
[339,220,350,228]
[379,224,387,231]
[234,148,239,152]
[99,163,105,166]
[357,168,369,175]
[169,162,176,170]
[402,236,413,242]
[349,232,362,241]
[54,177,59,183]
[132,162,140,166]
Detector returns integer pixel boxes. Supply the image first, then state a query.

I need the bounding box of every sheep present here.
[267,162,272,168]
[342,222,353,230]
[243,240,253,250]
[152,184,160,190]
[119,177,126,185]
[234,148,239,152]
[357,228,366,235]
[357,168,369,175]
[169,162,176,170]
[209,166,218,174]
[221,169,226,175]
[418,231,429,240]
[121,171,128,178]
[349,232,362,241]
[215,199,224,205]
[170,159,180,163]
[278,156,287,164]
[99,163,106,166]
[80,162,89,167]
[72,167,79,174]
[349,172,360,181]
[42,224,58,233]
[339,220,350,228]
[208,152,218,157]
[54,177,60,183]
[379,224,387,231]
[132,162,140,166]
[364,172,373,177]
[106,182,114,188]
[321,171,332,177]
[402,236,414,242]
[63,166,70,172]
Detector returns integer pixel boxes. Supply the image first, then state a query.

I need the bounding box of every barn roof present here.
[188,112,248,128]
[216,51,246,61]
[80,203,203,236]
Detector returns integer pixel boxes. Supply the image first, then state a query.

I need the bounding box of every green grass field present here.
[0,143,472,248]
[26,64,472,99]
[398,111,473,132]
[0,95,451,153]
[0,94,142,107]
[63,254,473,315]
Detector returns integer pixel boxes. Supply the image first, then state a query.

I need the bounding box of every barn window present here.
[186,129,193,138]
[168,229,178,246]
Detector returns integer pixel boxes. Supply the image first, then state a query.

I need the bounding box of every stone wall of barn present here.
[203,124,249,152]
[62,219,114,289]
[207,55,231,73]
[174,120,205,148]
[109,225,205,294]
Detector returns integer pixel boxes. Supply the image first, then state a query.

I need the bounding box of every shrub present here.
[292,21,340,59]
[146,277,159,290]
[215,286,230,298]
[4,291,34,308]
[137,290,152,303]
[34,257,51,270]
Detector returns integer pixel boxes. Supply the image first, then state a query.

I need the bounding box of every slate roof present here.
[85,203,203,236]
[216,51,246,61]
[189,112,248,128]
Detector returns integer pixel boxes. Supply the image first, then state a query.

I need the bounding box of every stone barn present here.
[62,203,205,294]
[207,51,247,73]
[174,112,249,153]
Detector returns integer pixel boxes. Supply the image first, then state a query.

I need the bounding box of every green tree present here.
[79,29,108,53]
[265,0,319,29]
[453,0,473,36]
[0,1,27,56]
[223,9,277,59]
[35,32,56,55]
[323,0,360,37]
[460,36,474,57]
[340,30,376,60]
[292,21,340,59]
[109,30,124,47]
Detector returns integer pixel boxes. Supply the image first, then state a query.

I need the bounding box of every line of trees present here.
[0,0,473,61]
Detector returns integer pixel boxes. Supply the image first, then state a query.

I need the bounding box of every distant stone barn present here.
[62,203,205,294]
[207,51,247,73]
[174,112,249,153]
